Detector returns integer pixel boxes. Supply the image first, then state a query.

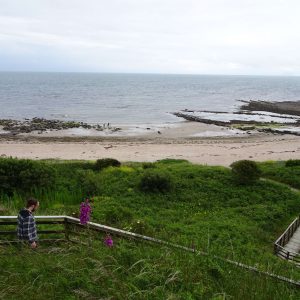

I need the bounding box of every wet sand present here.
[0,121,299,166]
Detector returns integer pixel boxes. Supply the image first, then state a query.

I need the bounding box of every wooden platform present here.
[284,227,300,254]
[274,215,300,263]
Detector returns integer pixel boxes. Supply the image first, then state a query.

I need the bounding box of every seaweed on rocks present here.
[0,118,121,135]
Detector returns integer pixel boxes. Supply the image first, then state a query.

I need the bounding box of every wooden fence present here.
[1,215,300,288]
[0,215,199,248]
[274,215,300,263]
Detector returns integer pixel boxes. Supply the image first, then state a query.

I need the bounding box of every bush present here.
[94,158,121,171]
[130,219,152,235]
[104,206,133,226]
[76,170,100,196]
[0,158,56,195]
[139,170,172,193]
[230,160,261,185]
[156,159,189,165]
[286,160,300,167]
[142,162,156,169]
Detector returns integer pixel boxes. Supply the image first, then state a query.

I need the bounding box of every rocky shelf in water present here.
[0,118,122,135]
[172,100,300,136]
[239,100,300,116]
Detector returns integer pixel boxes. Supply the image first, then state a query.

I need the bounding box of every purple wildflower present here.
[104,234,113,248]
[79,198,91,225]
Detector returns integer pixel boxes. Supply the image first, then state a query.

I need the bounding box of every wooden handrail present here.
[1,215,300,288]
[0,215,67,244]
[0,215,66,220]
[274,215,300,261]
[2,214,300,264]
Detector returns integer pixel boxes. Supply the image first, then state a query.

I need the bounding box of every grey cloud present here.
[0,0,299,75]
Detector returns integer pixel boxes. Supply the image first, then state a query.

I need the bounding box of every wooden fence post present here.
[64,218,70,241]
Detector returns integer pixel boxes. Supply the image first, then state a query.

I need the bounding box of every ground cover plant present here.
[259,160,300,189]
[1,157,300,299]
[1,239,299,300]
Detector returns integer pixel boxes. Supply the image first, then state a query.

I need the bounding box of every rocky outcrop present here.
[0,118,121,135]
[239,100,300,116]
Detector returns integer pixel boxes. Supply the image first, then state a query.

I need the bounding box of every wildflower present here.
[104,234,113,248]
[79,198,92,225]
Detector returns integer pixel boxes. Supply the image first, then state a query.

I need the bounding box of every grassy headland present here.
[1,158,300,299]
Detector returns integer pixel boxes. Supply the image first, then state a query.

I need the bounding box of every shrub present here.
[0,158,56,195]
[130,219,151,235]
[94,158,121,171]
[139,170,172,193]
[230,160,261,185]
[156,159,189,165]
[104,206,133,225]
[142,162,156,169]
[76,170,100,196]
[286,160,300,167]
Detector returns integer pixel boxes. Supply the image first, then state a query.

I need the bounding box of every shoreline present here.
[1,119,300,166]
[3,99,300,138]
[1,131,299,166]
[0,120,251,140]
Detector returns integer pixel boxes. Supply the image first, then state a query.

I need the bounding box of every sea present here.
[1,72,300,125]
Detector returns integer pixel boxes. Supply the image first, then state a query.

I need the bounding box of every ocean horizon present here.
[1,72,300,125]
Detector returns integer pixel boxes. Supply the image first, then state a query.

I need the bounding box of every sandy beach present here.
[1,121,300,166]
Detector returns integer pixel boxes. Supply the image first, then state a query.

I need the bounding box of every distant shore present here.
[1,100,300,166]
[2,100,300,139]
[1,121,299,166]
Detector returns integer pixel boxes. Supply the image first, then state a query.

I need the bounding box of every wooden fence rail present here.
[274,215,300,262]
[0,216,68,244]
[1,215,300,288]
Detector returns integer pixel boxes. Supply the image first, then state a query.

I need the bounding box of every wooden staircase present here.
[274,215,300,263]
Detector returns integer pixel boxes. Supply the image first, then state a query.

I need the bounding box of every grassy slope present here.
[1,159,300,299]
[259,161,300,189]
[1,239,299,300]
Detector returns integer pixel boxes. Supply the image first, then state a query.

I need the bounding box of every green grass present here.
[1,158,300,299]
[259,161,300,189]
[1,240,299,300]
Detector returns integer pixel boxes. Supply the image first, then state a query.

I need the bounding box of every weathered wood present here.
[0,231,16,235]
[0,230,65,235]
[0,238,67,245]
[0,221,65,225]
[0,216,66,220]
[1,215,300,288]
[274,215,300,263]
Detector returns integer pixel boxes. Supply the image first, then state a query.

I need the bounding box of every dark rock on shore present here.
[172,112,230,126]
[172,112,296,127]
[257,128,300,136]
[169,98,300,138]
[0,118,121,135]
[239,100,300,116]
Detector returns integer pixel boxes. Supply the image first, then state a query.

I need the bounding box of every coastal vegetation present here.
[259,160,300,189]
[230,160,261,185]
[1,157,300,299]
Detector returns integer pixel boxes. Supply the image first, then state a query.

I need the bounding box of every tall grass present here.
[1,158,300,298]
[1,239,299,300]
[259,161,300,189]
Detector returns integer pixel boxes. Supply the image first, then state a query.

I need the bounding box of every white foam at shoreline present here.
[190,129,247,137]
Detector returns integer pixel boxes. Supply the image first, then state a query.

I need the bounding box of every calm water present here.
[0,72,300,125]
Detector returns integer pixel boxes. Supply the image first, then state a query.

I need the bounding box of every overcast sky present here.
[0,0,299,75]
